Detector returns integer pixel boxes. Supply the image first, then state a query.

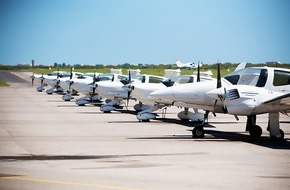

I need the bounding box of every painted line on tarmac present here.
[1,176,141,190]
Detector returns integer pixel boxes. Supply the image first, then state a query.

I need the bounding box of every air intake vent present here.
[228,89,240,100]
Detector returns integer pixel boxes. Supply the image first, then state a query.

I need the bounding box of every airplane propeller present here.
[197,61,201,82]
[56,68,61,86]
[92,71,101,95]
[212,62,228,113]
[68,67,73,93]
[40,73,44,87]
[31,60,35,86]
[125,70,132,109]
[92,71,96,95]
[31,71,35,86]
[217,62,221,88]
[69,67,73,80]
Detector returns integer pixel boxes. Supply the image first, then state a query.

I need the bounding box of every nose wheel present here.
[192,126,205,138]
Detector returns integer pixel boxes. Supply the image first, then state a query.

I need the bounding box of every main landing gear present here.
[191,113,285,140]
[246,114,284,140]
[191,111,209,138]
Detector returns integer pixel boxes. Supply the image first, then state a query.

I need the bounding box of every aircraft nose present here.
[122,84,134,92]
[206,88,225,99]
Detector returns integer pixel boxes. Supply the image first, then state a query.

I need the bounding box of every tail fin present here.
[176,59,183,67]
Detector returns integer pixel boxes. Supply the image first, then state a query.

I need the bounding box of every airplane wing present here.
[263,92,290,106]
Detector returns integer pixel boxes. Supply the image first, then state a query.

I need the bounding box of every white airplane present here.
[57,69,89,101]
[60,68,124,102]
[150,64,290,140]
[70,72,103,106]
[123,66,214,121]
[175,59,202,70]
[73,72,131,106]
[95,69,169,113]
[31,70,70,93]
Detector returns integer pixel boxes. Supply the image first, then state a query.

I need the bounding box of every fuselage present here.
[130,75,215,106]
[150,66,290,116]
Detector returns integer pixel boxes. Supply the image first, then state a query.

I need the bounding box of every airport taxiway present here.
[0,71,290,190]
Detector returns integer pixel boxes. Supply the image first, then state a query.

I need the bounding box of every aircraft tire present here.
[192,127,205,138]
[249,125,262,138]
[270,129,284,141]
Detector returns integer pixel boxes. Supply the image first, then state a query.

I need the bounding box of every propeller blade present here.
[126,70,132,110]
[217,62,222,88]
[216,62,227,113]
[31,71,35,86]
[128,69,131,83]
[68,80,73,93]
[40,74,44,87]
[31,60,35,86]
[213,99,218,108]
[222,87,228,113]
[92,70,97,95]
[56,79,60,86]
[111,74,114,82]
[197,61,201,82]
[32,76,35,86]
[70,67,73,80]
[93,71,96,82]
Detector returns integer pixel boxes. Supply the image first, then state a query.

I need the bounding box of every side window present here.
[117,75,127,80]
[149,76,163,83]
[224,75,240,85]
[273,70,290,86]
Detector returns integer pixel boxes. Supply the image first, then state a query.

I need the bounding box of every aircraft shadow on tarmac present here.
[0,174,22,178]
[122,118,290,150]
[53,101,290,149]
[0,152,206,162]
[128,129,290,150]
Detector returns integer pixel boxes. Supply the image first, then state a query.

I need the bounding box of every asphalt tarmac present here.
[0,71,290,190]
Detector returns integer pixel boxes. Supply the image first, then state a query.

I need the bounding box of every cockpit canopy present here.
[224,67,290,87]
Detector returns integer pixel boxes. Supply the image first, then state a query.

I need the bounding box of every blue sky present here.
[0,0,289,65]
